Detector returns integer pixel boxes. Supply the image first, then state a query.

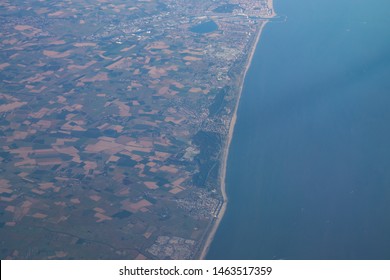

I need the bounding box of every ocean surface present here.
[207,0,390,259]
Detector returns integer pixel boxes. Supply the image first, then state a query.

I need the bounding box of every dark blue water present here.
[190,20,218,33]
[207,0,390,259]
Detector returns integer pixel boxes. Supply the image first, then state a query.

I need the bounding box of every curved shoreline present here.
[198,19,270,260]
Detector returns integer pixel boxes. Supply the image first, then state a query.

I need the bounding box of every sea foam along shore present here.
[198,17,272,259]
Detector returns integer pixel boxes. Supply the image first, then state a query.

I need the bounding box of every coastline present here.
[198,18,270,260]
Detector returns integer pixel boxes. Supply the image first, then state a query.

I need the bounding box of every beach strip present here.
[198,19,270,260]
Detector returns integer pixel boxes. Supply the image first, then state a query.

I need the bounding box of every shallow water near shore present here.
[207,0,390,259]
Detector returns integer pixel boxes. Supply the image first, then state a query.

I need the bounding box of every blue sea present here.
[207,0,390,259]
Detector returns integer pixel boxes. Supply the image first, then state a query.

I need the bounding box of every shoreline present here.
[198,18,270,260]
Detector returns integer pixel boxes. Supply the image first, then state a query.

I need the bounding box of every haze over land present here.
[0,0,274,259]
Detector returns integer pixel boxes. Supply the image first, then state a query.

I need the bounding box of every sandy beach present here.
[198,18,271,259]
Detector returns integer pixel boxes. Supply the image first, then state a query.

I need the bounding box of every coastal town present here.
[0,0,275,259]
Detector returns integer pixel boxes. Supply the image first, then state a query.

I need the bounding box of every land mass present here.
[0,0,275,259]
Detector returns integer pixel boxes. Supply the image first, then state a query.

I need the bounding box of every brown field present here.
[22,70,54,83]
[30,108,50,119]
[89,194,101,202]
[139,140,153,147]
[73,42,97,47]
[50,40,66,45]
[121,199,152,212]
[31,189,45,195]
[35,8,49,14]
[94,209,109,216]
[113,100,132,116]
[14,159,36,167]
[3,38,18,45]
[29,85,48,93]
[0,101,27,113]
[138,109,159,115]
[106,57,132,70]
[131,154,143,162]
[183,56,202,61]
[34,120,51,129]
[81,72,109,82]
[11,131,28,140]
[160,165,178,174]
[111,125,123,132]
[0,63,10,70]
[70,198,80,204]
[94,212,112,222]
[146,41,169,50]
[189,87,203,93]
[153,151,171,161]
[39,183,55,190]
[169,187,184,194]
[135,254,147,260]
[114,135,132,145]
[165,116,184,124]
[61,121,86,131]
[85,139,123,153]
[158,86,170,95]
[124,145,152,153]
[171,81,184,88]
[17,172,29,178]
[43,50,71,58]
[68,60,96,70]
[173,177,187,186]
[84,161,98,172]
[144,181,159,190]
[14,25,33,31]
[107,155,120,162]
[121,45,135,52]
[5,206,15,213]
[48,11,65,17]
[36,158,63,166]
[53,138,78,146]
[48,251,68,259]
[32,213,47,219]
[148,66,167,79]
[181,49,204,56]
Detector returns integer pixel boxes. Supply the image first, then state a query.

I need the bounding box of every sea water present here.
[207,0,390,259]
